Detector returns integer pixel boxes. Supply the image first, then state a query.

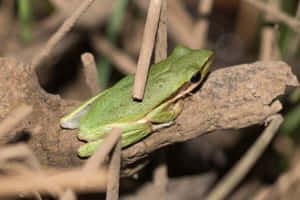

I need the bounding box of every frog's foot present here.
[147,99,183,123]
[78,122,152,157]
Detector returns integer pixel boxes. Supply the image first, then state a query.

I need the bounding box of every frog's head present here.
[191,49,214,82]
[173,47,214,84]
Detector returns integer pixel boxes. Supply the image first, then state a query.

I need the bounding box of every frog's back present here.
[79,46,208,132]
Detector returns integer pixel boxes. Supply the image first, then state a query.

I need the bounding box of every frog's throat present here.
[164,72,206,105]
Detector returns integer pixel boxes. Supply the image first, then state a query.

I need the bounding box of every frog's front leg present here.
[146,99,184,123]
[78,122,152,157]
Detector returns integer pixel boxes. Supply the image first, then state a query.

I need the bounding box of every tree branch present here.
[0,58,298,176]
[121,61,298,175]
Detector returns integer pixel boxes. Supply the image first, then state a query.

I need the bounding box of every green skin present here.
[60,45,213,157]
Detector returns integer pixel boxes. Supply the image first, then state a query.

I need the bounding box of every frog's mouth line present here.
[163,55,213,105]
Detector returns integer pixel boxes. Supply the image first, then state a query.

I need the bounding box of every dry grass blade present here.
[83,127,122,171]
[244,0,300,32]
[133,0,194,47]
[91,34,136,74]
[0,144,40,170]
[166,0,194,45]
[192,0,214,48]
[259,0,280,60]
[154,0,167,63]
[0,168,107,197]
[0,144,44,200]
[198,0,214,14]
[204,114,283,200]
[132,0,163,100]
[106,138,121,200]
[81,52,101,94]
[0,104,32,140]
[260,26,277,60]
[59,189,77,200]
[152,2,168,199]
[153,153,168,200]
[31,0,97,68]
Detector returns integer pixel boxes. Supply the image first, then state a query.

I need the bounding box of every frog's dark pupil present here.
[191,72,202,83]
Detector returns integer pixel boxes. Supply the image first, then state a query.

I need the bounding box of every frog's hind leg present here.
[147,99,184,124]
[78,122,152,157]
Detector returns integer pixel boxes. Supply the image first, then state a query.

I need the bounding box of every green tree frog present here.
[60,45,213,157]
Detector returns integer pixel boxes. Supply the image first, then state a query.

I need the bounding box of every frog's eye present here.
[190,71,202,83]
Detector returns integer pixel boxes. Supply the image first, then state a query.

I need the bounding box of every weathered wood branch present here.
[0,58,298,175]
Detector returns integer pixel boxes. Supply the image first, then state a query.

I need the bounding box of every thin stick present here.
[204,114,283,200]
[83,127,122,171]
[167,0,194,46]
[286,1,300,59]
[91,34,136,74]
[31,0,97,69]
[244,0,300,33]
[155,0,167,63]
[0,144,40,170]
[59,189,77,200]
[106,138,122,200]
[0,168,107,197]
[153,152,168,200]
[0,104,32,139]
[132,0,162,100]
[259,0,280,60]
[260,26,275,60]
[0,145,75,200]
[0,144,43,200]
[81,52,101,94]
[133,0,194,46]
[0,145,76,200]
[153,3,168,198]
[192,0,214,48]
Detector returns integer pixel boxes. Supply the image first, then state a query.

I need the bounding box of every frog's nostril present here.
[190,71,202,83]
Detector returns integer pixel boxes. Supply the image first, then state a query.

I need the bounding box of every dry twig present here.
[166,0,195,46]
[204,114,283,200]
[0,168,107,197]
[31,0,97,68]
[152,1,169,198]
[106,138,122,200]
[192,0,214,48]
[244,0,300,32]
[154,0,167,63]
[133,0,163,100]
[91,34,136,74]
[250,150,300,200]
[0,144,40,170]
[81,52,101,94]
[0,104,32,140]
[83,127,122,171]
[153,152,168,200]
[59,189,77,200]
[259,0,280,60]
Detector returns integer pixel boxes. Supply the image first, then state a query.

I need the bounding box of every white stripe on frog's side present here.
[99,118,173,133]
[152,121,175,131]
